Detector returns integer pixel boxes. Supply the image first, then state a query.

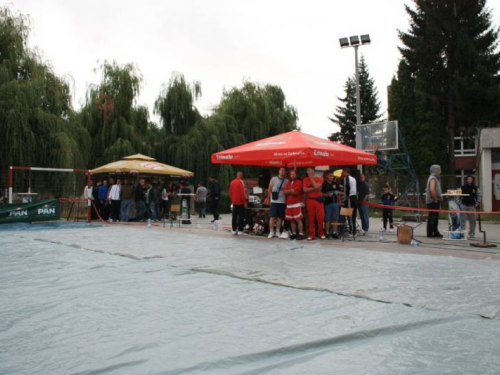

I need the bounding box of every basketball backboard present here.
[356,121,399,152]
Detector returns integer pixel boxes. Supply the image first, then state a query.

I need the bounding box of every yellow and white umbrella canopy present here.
[91,154,194,177]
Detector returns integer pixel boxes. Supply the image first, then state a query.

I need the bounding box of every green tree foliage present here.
[216,82,298,141]
[80,61,152,167]
[329,56,382,146]
[0,8,90,193]
[1,7,300,194]
[154,80,298,187]
[390,0,500,174]
[154,73,201,136]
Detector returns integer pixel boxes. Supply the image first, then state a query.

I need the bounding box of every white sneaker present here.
[238,231,246,236]
[389,228,394,233]
[279,231,289,239]
[380,227,385,232]
[231,230,238,235]
[268,231,276,239]
[108,218,113,222]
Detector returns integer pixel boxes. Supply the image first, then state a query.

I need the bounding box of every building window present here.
[454,136,476,157]
[455,169,475,187]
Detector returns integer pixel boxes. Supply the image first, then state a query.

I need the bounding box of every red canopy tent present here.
[211,130,377,167]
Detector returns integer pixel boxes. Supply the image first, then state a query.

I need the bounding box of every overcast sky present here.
[7,0,500,138]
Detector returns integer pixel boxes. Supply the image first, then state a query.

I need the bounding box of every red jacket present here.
[303,176,323,198]
[284,179,303,206]
[229,178,248,205]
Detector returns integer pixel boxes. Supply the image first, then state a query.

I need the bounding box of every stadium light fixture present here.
[349,35,360,46]
[360,34,371,45]
[339,37,349,48]
[338,34,371,129]
[339,33,371,172]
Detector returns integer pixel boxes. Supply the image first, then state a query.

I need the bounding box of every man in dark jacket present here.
[134,179,146,221]
[460,175,481,239]
[357,173,370,232]
[208,175,221,222]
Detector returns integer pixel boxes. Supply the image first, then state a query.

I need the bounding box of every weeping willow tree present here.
[79,61,152,167]
[0,7,90,197]
[153,77,299,188]
[154,73,202,136]
[212,82,299,185]
[216,81,299,141]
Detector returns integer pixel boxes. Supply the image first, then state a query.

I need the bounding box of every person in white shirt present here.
[107,178,122,222]
[267,167,289,239]
[342,168,358,236]
[83,181,94,207]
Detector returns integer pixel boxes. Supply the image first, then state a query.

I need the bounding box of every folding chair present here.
[339,207,355,242]
[170,204,181,228]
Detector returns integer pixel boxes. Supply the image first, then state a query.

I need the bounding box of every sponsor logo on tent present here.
[273,151,304,157]
[256,141,286,147]
[357,156,375,161]
[313,150,330,157]
[313,141,340,148]
[216,154,234,160]
[141,163,163,170]
[269,160,282,165]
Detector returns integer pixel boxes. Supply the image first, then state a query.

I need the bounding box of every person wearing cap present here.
[425,164,443,238]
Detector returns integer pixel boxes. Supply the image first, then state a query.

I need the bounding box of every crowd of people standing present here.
[84,175,223,224]
[85,178,180,222]
[229,167,372,241]
[82,164,482,242]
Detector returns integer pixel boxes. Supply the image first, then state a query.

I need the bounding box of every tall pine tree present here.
[329,56,382,146]
[390,0,500,174]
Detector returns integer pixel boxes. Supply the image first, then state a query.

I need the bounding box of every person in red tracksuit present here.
[303,167,325,241]
[229,171,248,235]
[283,169,304,240]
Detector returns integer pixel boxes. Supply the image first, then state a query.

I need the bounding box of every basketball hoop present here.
[356,121,399,152]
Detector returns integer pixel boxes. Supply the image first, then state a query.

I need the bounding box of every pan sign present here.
[0,199,60,224]
[9,209,28,217]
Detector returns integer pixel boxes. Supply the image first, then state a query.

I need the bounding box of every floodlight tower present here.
[339,34,371,130]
